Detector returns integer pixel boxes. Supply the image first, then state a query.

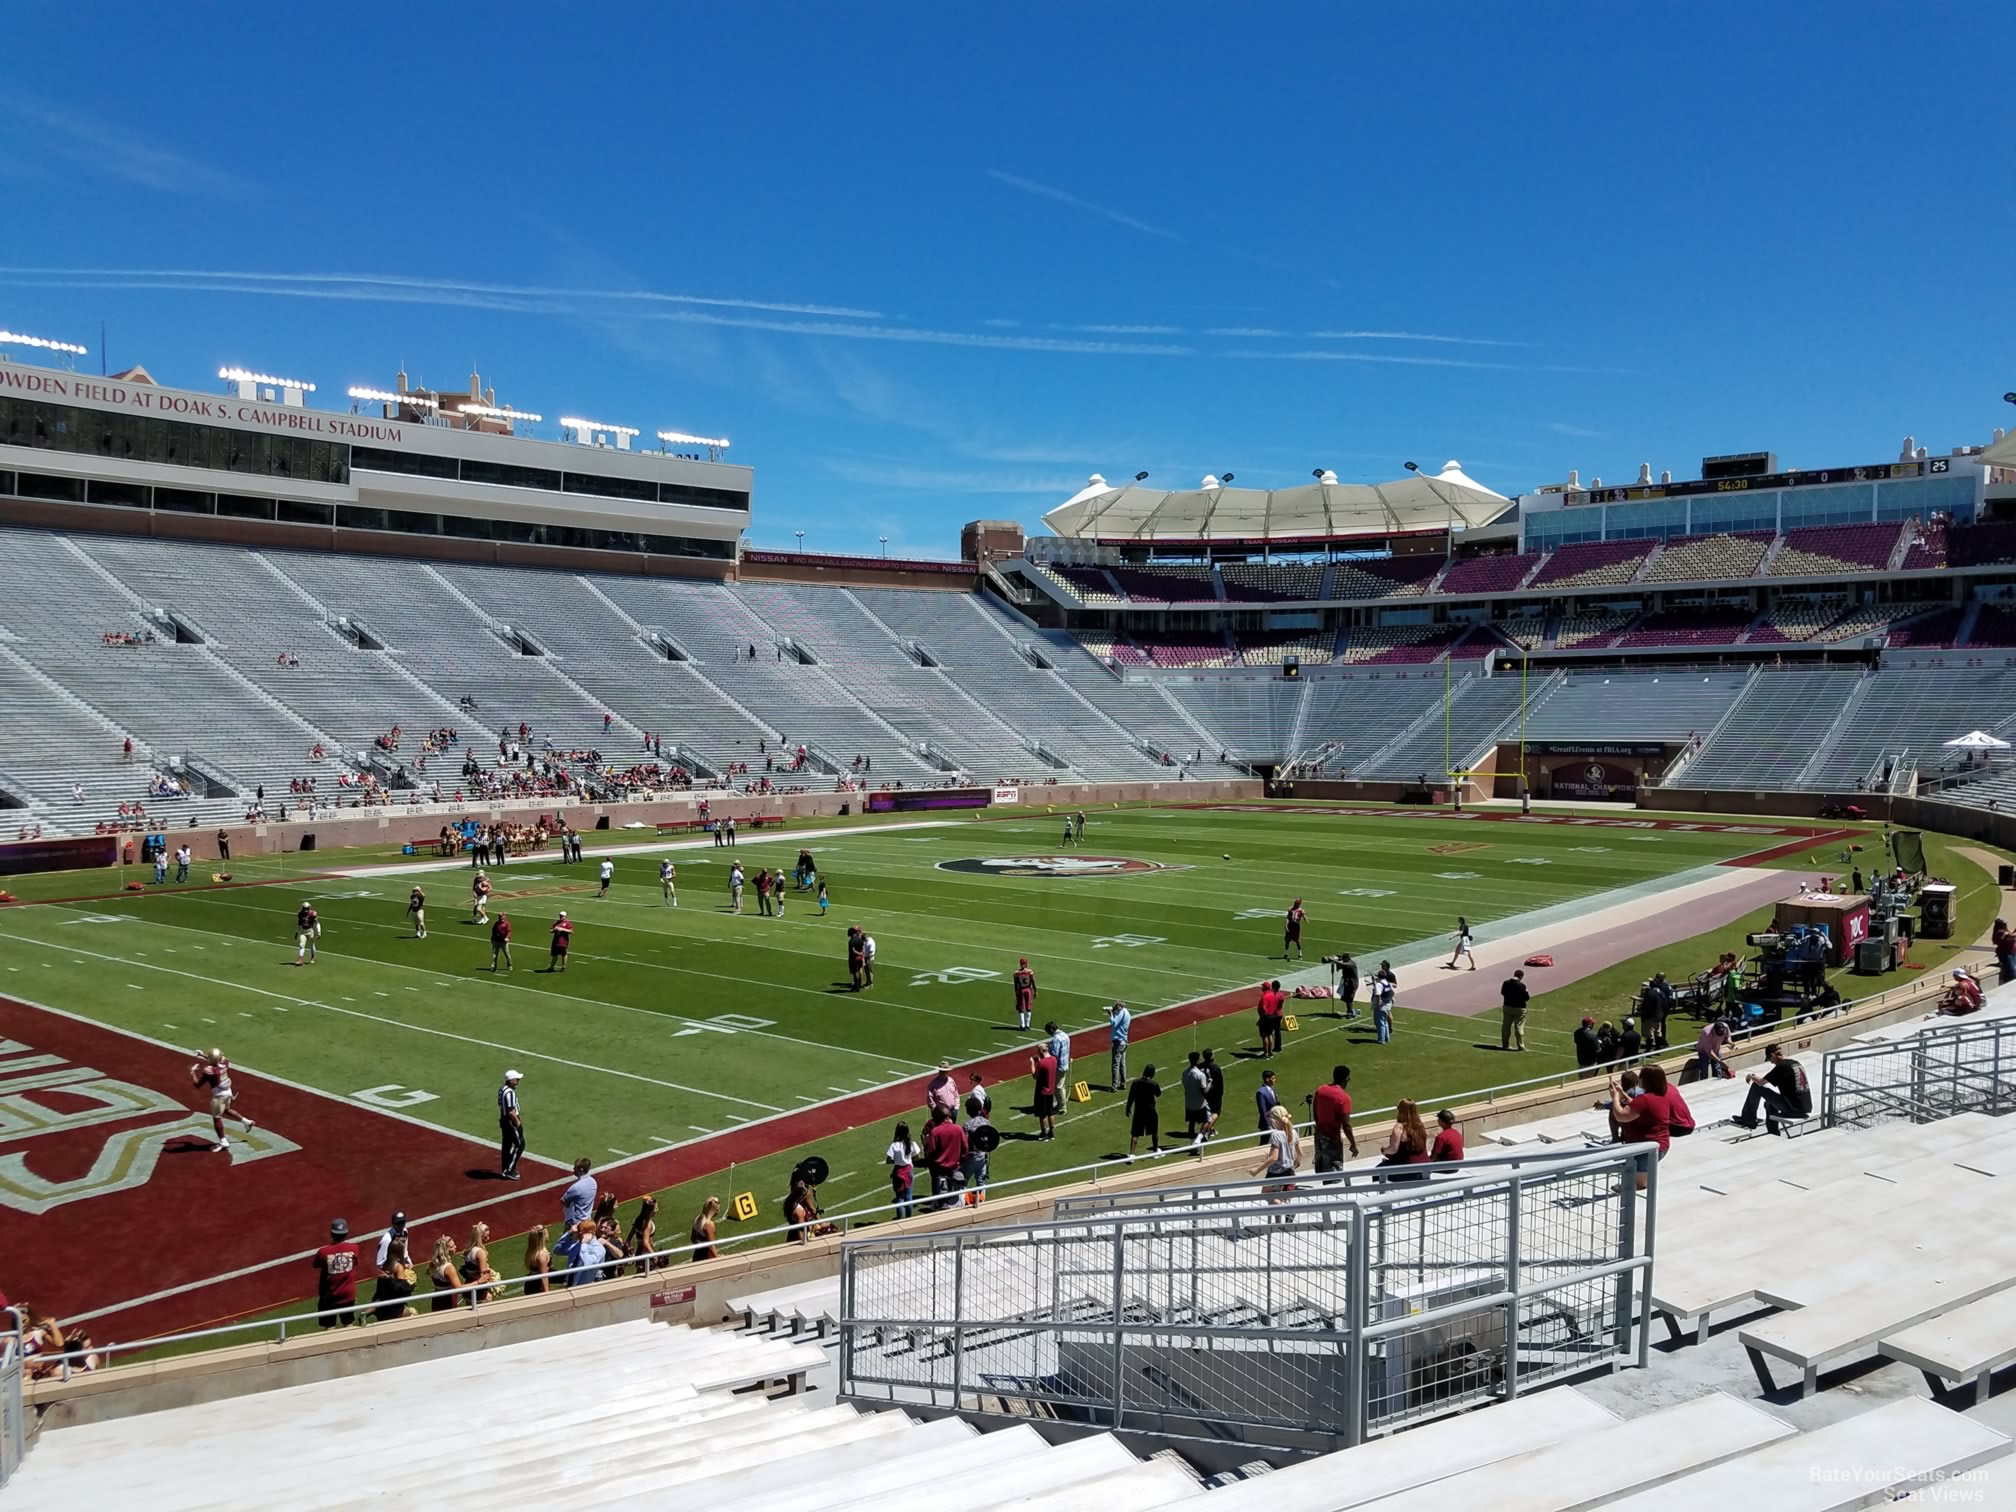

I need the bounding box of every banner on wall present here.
[1546,759,1641,802]
[991,786,1021,805]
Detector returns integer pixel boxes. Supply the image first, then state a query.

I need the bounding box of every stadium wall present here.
[40,777,1265,871]
[26,963,1953,1430]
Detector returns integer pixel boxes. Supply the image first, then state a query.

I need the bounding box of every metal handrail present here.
[837,1144,1653,1450]
[1,1304,25,1488]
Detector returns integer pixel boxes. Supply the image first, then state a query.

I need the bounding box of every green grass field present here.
[2,800,1999,1342]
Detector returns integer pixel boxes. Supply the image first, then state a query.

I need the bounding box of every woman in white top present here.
[1249,1105,1301,1212]
[885,1121,921,1220]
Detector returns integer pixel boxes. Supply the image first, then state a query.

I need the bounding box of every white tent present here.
[1943,730,2012,750]
[1982,430,2016,469]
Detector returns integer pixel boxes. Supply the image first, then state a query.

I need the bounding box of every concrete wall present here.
[87,777,1266,868]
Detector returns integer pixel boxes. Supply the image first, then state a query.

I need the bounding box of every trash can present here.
[1999,864,2014,888]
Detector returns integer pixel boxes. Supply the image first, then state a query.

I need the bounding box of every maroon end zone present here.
[0,997,569,1342]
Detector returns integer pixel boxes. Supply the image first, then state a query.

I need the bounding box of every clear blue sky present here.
[3,4,2010,558]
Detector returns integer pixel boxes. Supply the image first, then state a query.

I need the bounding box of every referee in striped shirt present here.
[498,1069,525,1181]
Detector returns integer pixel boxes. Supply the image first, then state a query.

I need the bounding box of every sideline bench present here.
[1881,1287,2016,1403]
[401,835,459,856]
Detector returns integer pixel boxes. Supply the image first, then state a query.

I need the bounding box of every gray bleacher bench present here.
[1881,1287,2016,1404]
[1740,1248,2016,1398]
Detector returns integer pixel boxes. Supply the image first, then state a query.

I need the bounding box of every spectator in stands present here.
[1125,1063,1163,1157]
[1733,1042,1812,1133]
[960,1095,994,1194]
[1941,968,1984,1016]
[1310,1066,1359,1172]
[1430,1109,1465,1163]
[886,1121,920,1218]
[1202,1047,1226,1135]
[1574,1017,1602,1077]
[1695,1019,1734,1078]
[1255,1067,1280,1141]
[426,1234,460,1311]
[689,1198,721,1261]
[1640,972,1674,1050]
[1251,1104,1302,1207]
[1377,1100,1431,1182]
[1609,1063,1674,1189]
[310,1217,364,1328]
[1598,1069,1641,1142]
[923,1107,969,1206]
[521,1227,551,1295]
[1182,1050,1210,1144]
[565,1220,608,1286]
[561,1157,596,1227]
[371,1237,418,1322]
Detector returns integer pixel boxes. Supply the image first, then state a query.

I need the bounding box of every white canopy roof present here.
[1982,430,2016,468]
[1943,730,2011,749]
[1042,461,1512,543]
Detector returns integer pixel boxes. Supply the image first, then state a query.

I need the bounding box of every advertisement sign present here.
[0,833,119,876]
[867,788,991,813]
[991,786,1022,805]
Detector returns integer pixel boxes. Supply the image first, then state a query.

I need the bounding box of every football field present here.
[0,800,1940,1343]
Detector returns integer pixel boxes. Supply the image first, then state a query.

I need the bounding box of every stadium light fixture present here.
[459,403,542,422]
[879,535,889,558]
[657,429,731,450]
[220,366,316,392]
[1403,460,1420,472]
[1223,472,1235,483]
[2004,392,2016,406]
[0,330,87,356]
[1133,471,1149,482]
[347,386,438,409]
[1312,468,1326,479]
[795,530,805,552]
[561,417,641,437]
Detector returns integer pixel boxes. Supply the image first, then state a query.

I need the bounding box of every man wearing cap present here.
[1107,1001,1131,1091]
[498,1070,525,1180]
[310,1218,364,1328]
[924,1061,959,1120]
[1942,967,1984,1016]
[375,1211,411,1268]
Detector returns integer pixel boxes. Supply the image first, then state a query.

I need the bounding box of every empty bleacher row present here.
[1018,520,2016,615]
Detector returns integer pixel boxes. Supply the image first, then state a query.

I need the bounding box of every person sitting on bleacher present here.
[1731,1043,1812,1134]
[1940,968,1984,1016]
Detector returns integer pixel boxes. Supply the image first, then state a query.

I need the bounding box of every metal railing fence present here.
[2,1305,26,1489]
[1821,1015,2016,1129]
[837,1144,1652,1453]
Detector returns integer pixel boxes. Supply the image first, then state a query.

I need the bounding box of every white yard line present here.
[331,818,969,881]
[0,928,782,1111]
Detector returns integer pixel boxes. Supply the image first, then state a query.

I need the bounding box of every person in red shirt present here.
[311,1218,364,1328]
[921,1108,970,1208]
[1256,980,1286,1057]
[490,911,513,972]
[1311,1066,1359,1172]
[1012,958,1037,1031]
[1030,1045,1060,1141]
[1610,1062,1673,1189]
[547,910,572,974]
[1430,1109,1465,1163]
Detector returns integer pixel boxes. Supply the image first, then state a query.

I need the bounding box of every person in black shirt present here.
[1499,970,1531,1051]
[1639,972,1673,1050]
[1618,1017,1643,1062]
[1126,1064,1163,1157]
[1573,1017,1602,1078]
[1733,1043,1811,1133]
[1201,1048,1226,1135]
[1332,952,1361,1019]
